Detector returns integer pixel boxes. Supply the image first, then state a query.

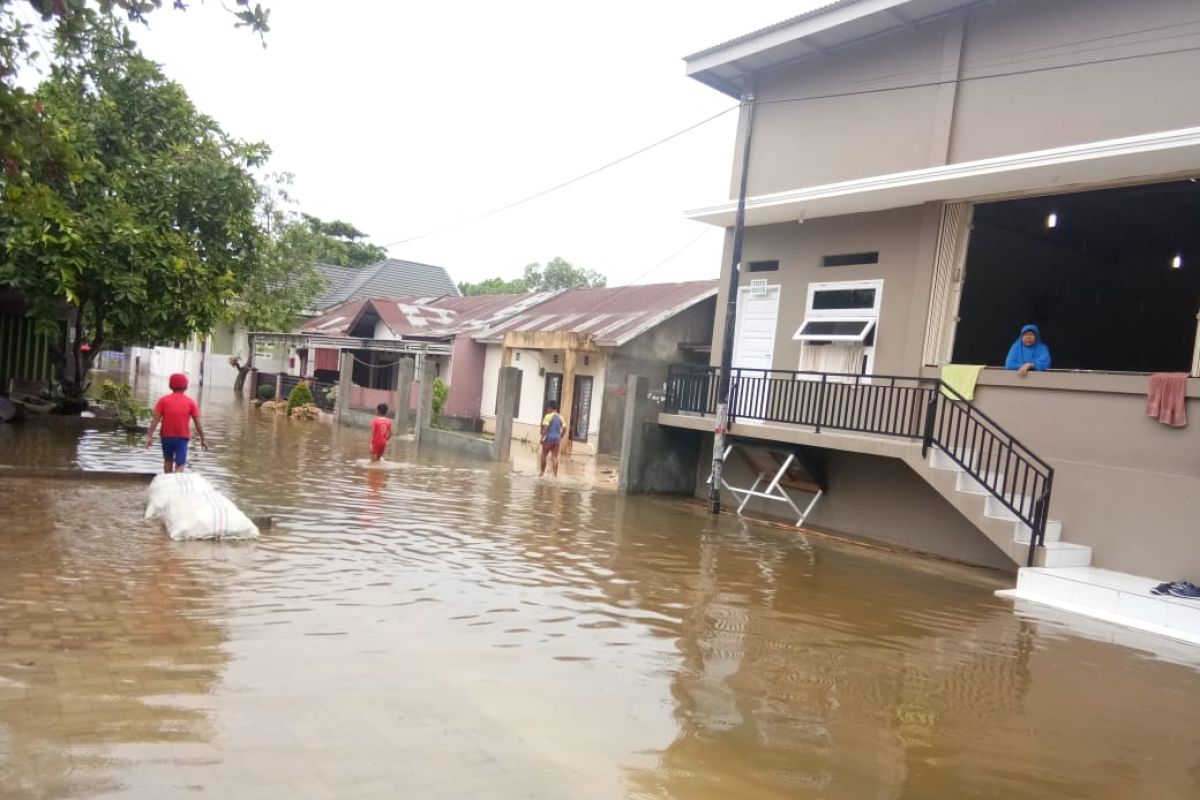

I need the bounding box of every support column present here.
[559,348,578,456]
[494,366,520,463]
[415,357,436,448]
[393,357,415,437]
[337,351,353,425]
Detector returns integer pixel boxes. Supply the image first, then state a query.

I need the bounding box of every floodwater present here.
[1,393,1199,800]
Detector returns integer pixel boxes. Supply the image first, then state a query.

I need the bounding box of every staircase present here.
[906,447,1092,568]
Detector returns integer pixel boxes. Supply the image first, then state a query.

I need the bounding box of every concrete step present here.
[984,494,1035,522]
[1010,539,1092,568]
[928,448,972,472]
[955,470,1005,495]
[1015,519,1062,543]
[997,566,1200,645]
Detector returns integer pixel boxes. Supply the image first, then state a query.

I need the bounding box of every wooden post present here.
[560,347,577,457]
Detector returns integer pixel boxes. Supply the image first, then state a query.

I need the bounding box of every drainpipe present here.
[710,80,757,515]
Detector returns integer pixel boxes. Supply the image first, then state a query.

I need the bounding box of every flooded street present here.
[1,394,1199,799]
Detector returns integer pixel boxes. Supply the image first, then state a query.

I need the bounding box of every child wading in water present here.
[370,403,393,461]
[145,372,208,473]
[539,402,564,477]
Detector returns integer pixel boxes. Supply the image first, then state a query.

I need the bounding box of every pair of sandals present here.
[1150,580,1200,598]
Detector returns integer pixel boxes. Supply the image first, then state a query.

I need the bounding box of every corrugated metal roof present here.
[475,280,719,347]
[314,258,460,310]
[302,292,556,340]
[301,299,369,336]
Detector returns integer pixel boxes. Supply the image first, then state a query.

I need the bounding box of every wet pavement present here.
[1,392,1199,799]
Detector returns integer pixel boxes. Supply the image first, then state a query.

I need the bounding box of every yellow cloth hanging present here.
[940,364,986,401]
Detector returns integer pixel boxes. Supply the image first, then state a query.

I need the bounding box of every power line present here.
[377,37,1200,250]
[377,104,739,248]
[759,42,1200,108]
[630,227,718,285]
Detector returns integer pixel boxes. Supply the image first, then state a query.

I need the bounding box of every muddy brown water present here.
[1,393,1198,799]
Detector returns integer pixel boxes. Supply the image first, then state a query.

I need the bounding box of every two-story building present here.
[645,0,1200,637]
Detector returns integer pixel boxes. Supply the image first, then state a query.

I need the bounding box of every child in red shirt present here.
[145,373,208,473]
[370,403,392,461]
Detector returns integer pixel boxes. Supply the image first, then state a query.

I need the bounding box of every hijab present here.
[1005,324,1051,371]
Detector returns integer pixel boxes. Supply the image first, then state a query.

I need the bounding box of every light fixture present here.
[1045,212,1058,229]
[583,355,590,367]
[515,351,521,361]
[1172,253,1183,269]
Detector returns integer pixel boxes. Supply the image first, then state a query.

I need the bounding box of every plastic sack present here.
[159,492,260,541]
[145,472,216,519]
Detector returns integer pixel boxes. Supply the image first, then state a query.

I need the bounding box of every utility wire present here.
[629,227,718,285]
[377,104,740,248]
[377,37,1200,249]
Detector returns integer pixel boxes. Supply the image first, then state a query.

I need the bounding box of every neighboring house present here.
[656,0,1200,583]
[301,293,552,416]
[0,290,57,393]
[477,281,718,456]
[313,258,460,312]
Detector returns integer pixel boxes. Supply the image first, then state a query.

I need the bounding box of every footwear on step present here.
[1166,582,1200,599]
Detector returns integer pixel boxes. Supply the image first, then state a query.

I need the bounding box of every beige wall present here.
[709,205,942,376]
[735,0,1200,197]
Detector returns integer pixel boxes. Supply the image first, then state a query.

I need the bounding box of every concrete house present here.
[300,293,553,419]
[638,0,1200,614]
[477,281,718,455]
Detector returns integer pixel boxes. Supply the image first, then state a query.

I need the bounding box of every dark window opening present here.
[952,180,1200,372]
[812,288,876,310]
[748,260,779,272]
[798,320,872,337]
[822,251,879,267]
[570,375,593,442]
[350,350,398,390]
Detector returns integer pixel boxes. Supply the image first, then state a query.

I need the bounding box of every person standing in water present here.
[145,372,208,473]
[370,403,393,462]
[539,402,565,477]
[1005,324,1052,377]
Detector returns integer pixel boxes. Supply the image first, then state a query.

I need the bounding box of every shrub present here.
[257,382,276,402]
[95,380,149,429]
[432,377,449,417]
[286,381,314,416]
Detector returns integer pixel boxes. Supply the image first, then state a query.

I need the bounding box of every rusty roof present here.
[302,299,368,336]
[474,280,718,347]
[301,293,554,340]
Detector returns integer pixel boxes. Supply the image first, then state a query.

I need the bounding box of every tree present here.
[458,276,528,296]
[299,213,387,268]
[523,257,606,292]
[0,30,268,398]
[458,258,606,296]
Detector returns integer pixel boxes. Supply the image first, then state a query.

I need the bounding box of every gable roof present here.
[685,0,985,97]
[475,280,719,347]
[301,293,555,340]
[314,258,459,310]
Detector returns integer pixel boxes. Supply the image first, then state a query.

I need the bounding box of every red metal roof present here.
[474,280,719,347]
[301,293,554,339]
[302,299,368,335]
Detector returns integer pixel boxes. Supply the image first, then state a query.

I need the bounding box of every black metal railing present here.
[665,364,1053,566]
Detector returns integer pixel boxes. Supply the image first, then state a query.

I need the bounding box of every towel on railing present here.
[940,364,986,401]
[1147,372,1189,427]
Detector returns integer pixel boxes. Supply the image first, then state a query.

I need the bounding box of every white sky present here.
[113,0,827,288]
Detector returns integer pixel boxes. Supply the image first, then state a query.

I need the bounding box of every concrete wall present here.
[600,298,716,456]
[443,334,486,419]
[708,206,941,376]
[740,0,1200,196]
[619,375,705,495]
[694,435,1015,572]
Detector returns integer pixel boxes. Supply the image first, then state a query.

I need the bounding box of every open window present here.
[949,180,1200,373]
[794,279,884,376]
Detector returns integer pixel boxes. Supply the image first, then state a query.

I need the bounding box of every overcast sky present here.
[106,1,825,288]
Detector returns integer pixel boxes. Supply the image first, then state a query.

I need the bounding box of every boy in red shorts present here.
[145,372,208,473]
[370,403,392,461]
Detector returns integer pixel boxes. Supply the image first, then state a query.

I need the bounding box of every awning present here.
[794,317,876,343]
[687,126,1200,227]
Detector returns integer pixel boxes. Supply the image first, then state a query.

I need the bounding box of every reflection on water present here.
[1,393,1198,799]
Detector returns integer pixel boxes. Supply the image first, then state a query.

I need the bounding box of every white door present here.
[731,286,780,371]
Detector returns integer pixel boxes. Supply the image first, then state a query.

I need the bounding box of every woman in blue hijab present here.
[1005,324,1051,376]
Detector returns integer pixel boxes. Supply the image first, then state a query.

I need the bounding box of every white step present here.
[998,566,1200,645]
[928,448,972,472]
[1035,541,1092,568]
[984,494,1036,521]
[1015,519,1062,543]
[955,470,1005,495]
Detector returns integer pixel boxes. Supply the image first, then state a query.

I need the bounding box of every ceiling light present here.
[1045,212,1058,229]
[1172,254,1183,269]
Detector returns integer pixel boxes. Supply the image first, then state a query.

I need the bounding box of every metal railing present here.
[665,364,1053,566]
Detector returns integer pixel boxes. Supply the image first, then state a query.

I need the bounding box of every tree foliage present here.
[299,213,387,268]
[0,30,267,396]
[458,257,606,296]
